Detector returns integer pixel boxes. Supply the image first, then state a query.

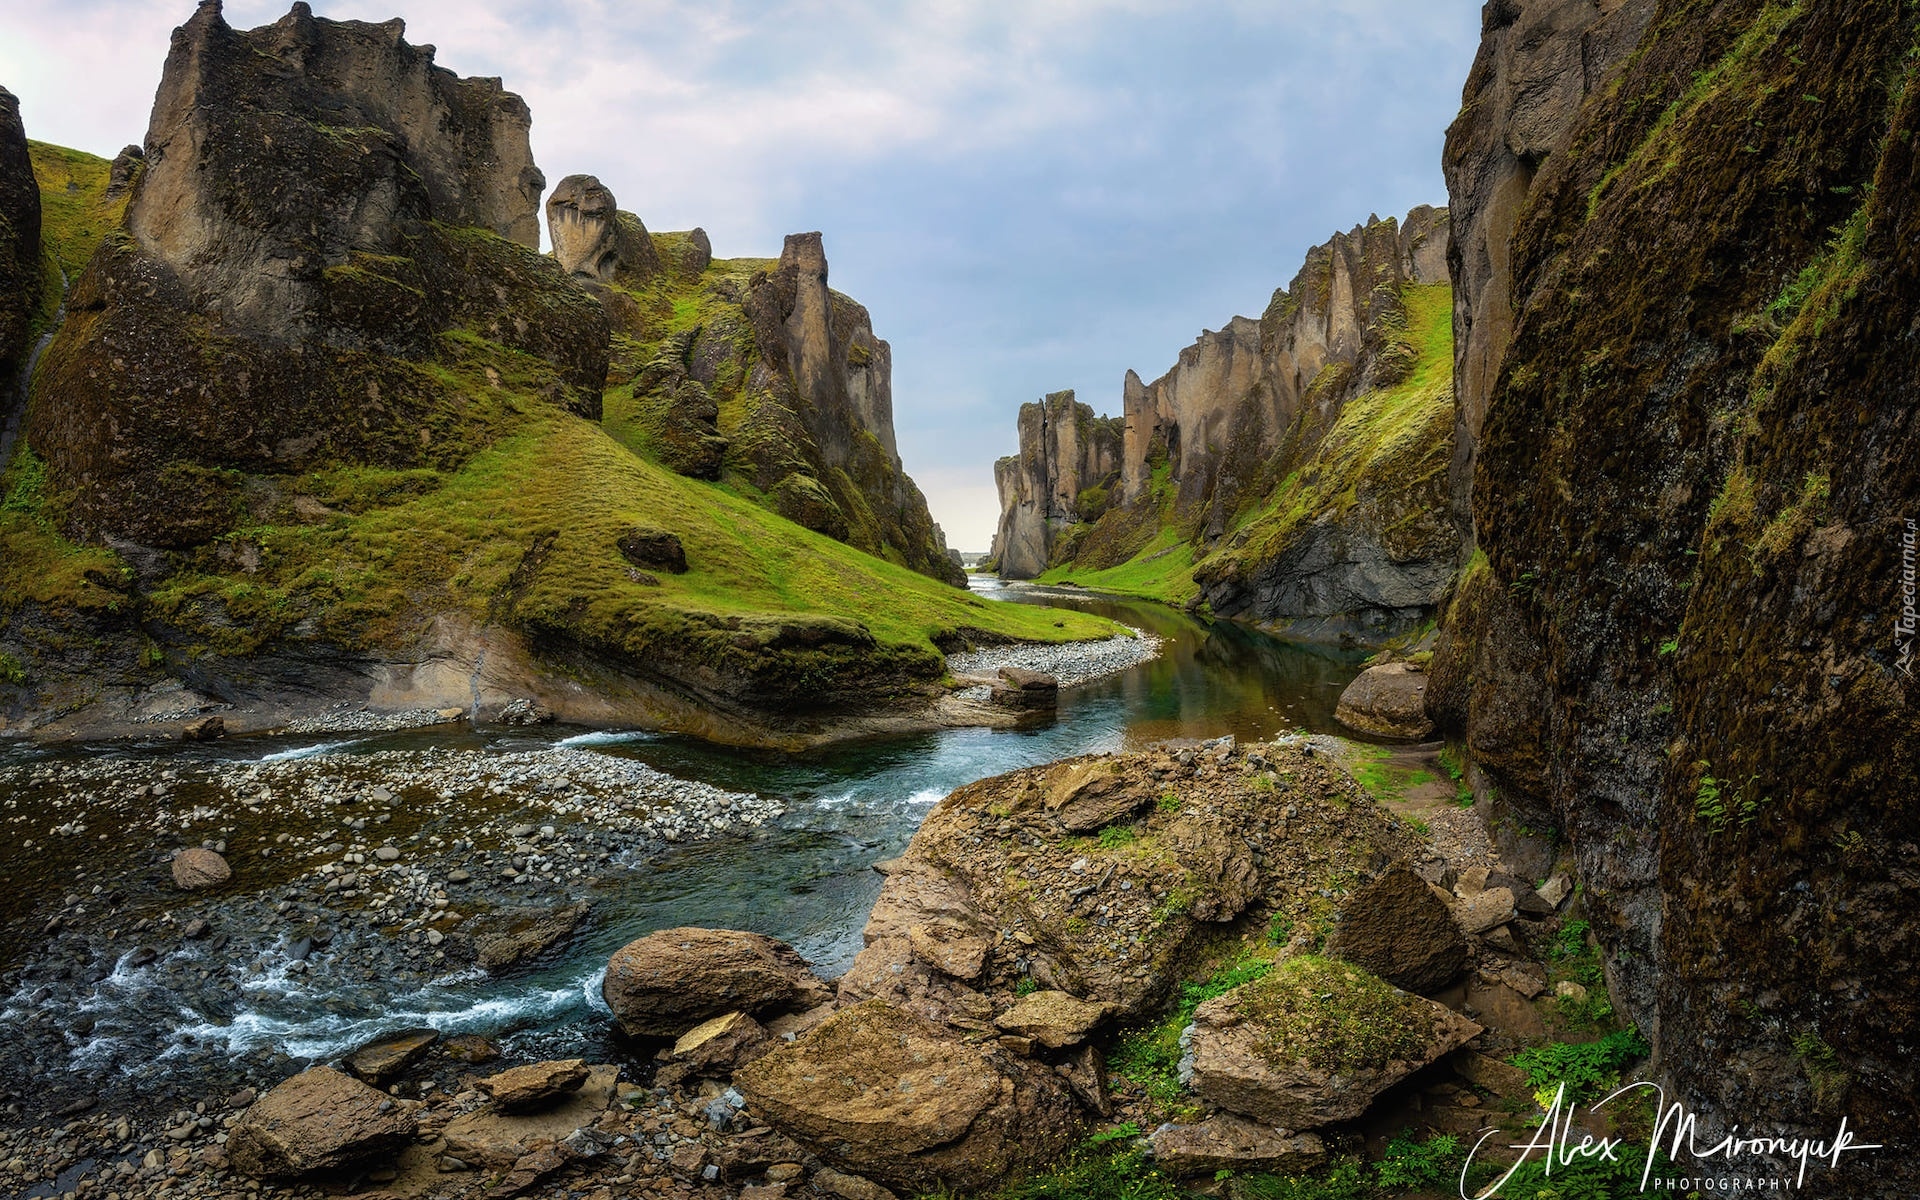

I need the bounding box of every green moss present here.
[1109,953,1276,1106]
[0,446,127,614]
[1231,955,1436,1073]
[28,140,120,279]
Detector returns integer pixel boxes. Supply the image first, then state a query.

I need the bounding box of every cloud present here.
[0,0,1483,553]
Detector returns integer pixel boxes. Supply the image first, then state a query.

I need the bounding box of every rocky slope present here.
[989,208,1460,641]
[1431,0,1920,1191]
[0,2,1087,745]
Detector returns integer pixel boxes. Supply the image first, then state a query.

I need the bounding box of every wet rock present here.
[444,1034,501,1064]
[992,990,1109,1049]
[471,902,591,973]
[1181,956,1482,1128]
[442,1064,617,1167]
[478,1059,589,1113]
[497,698,554,726]
[170,848,231,891]
[1334,662,1434,740]
[1148,1113,1326,1175]
[227,1066,415,1179]
[603,927,831,1038]
[1324,864,1469,994]
[734,999,1081,1193]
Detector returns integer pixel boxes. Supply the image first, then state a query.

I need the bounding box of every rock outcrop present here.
[545,173,662,284]
[0,85,39,393]
[990,390,1123,578]
[27,0,607,547]
[1433,2,1920,1191]
[989,209,1459,639]
[1333,661,1434,740]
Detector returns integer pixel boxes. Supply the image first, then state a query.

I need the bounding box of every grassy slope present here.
[6,143,1112,683]
[1038,283,1455,609]
[1,145,126,623]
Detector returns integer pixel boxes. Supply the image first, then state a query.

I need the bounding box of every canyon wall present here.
[1436,1,1920,1189]
[0,86,38,393]
[991,208,1458,639]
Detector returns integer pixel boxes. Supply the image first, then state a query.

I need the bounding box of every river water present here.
[0,579,1365,1107]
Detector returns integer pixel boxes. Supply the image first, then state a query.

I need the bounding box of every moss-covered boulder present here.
[1180,955,1482,1128]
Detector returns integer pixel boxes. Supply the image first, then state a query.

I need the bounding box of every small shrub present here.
[1014,975,1039,998]
[1374,1130,1461,1191]
[1098,824,1137,849]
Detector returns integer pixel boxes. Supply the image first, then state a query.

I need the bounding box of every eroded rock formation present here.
[545,172,662,284]
[990,208,1459,637]
[990,390,1122,578]
[27,0,607,547]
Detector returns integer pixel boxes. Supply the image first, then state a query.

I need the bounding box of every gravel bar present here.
[947,628,1162,689]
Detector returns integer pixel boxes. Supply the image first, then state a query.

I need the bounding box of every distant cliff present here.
[0,1,1079,745]
[1431,0,1920,1191]
[990,207,1457,640]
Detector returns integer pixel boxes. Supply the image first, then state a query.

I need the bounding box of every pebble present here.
[948,626,1163,688]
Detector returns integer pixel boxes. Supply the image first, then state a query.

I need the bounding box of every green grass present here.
[1348,745,1436,802]
[29,140,121,280]
[161,412,1111,660]
[1037,526,1199,605]
[0,446,127,616]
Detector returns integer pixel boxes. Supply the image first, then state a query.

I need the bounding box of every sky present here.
[0,0,1484,551]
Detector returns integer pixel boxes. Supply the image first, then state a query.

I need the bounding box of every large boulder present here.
[1324,864,1468,994]
[1334,662,1435,740]
[603,927,832,1038]
[227,1066,415,1178]
[840,744,1414,1023]
[1181,956,1482,1128]
[545,173,662,285]
[992,990,1109,1049]
[733,999,1080,1194]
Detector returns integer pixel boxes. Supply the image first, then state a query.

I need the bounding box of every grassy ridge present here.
[4,142,1114,701]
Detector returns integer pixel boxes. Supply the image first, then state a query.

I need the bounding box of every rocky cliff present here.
[1434,1,1920,1189]
[991,208,1458,640]
[0,2,1085,744]
[0,85,38,400]
[990,390,1123,579]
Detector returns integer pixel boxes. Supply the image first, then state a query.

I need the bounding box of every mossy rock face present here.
[769,472,849,541]
[1457,0,1920,1167]
[0,87,40,385]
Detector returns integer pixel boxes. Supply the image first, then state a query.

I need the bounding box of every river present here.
[0,579,1366,1114]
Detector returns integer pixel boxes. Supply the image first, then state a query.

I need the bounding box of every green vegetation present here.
[1690,761,1770,834]
[1512,1028,1650,1104]
[0,446,127,616]
[1792,1031,1849,1112]
[1037,526,1199,606]
[1109,953,1275,1105]
[1097,823,1138,849]
[986,1126,1187,1200]
[1347,744,1436,803]
[29,140,122,280]
[1437,745,1475,806]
